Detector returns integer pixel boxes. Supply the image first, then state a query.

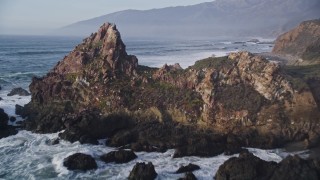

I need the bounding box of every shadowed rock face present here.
[0,108,18,139]
[23,22,320,154]
[215,151,277,180]
[273,19,320,65]
[128,162,157,180]
[63,153,97,171]
[215,151,320,180]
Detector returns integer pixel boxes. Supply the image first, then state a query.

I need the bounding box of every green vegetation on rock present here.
[191,56,231,70]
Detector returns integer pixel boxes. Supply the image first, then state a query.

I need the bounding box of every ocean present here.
[0,35,305,179]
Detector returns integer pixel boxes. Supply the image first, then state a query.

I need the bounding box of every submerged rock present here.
[100,150,137,164]
[176,163,200,173]
[9,116,16,122]
[128,162,157,180]
[63,153,97,171]
[7,87,30,96]
[178,172,197,180]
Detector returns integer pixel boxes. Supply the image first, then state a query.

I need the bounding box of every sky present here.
[0,0,212,35]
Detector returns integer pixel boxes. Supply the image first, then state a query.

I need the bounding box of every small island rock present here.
[63,153,97,171]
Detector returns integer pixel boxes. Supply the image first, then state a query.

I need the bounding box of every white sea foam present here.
[0,89,31,125]
[0,130,308,179]
[138,50,231,69]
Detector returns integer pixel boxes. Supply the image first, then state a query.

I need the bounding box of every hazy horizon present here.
[0,0,212,35]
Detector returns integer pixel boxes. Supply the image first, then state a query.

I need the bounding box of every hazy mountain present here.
[56,0,320,39]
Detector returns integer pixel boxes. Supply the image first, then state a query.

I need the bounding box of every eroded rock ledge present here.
[22,23,320,156]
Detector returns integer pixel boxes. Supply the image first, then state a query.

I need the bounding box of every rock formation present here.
[100,150,137,164]
[273,19,320,65]
[176,163,200,174]
[63,153,97,171]
[178,172,197,180]
[215,151,320,180]
[22,23,320,155]
[128,162,157,180]
[7,87,30,96]
[0,108,18,139]
[215,150,277,180]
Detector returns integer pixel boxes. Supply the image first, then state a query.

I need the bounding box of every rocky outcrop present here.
[271,155,320,180]
[7,87,30,96]
[100,150,137,164]
[215,151,320,180]
[63,153,97,171]
[215,150,277,180]
[272,19,320,65]
[22,23,320,156]
[0,108,9,128]
[0,108,18,139]
[176,163,200,174]
[128,162,157,180]
[178,172,197,180]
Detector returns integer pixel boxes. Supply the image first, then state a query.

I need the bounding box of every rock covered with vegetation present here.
[22,22,320,155]
[272,19,320,65]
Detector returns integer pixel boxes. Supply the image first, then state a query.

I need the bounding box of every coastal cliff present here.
[272,19,320,65]
[22,23,320,155]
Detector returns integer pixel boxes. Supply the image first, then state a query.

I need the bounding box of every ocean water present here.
[0,35,303,179]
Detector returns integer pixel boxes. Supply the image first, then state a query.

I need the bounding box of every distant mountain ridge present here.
[55,0,320,39]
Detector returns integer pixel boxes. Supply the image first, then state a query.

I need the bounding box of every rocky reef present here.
[272,19,320,65]
[22,23,320,156]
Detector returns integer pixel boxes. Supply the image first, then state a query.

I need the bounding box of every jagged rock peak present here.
[228,51,293,101]
[53,22,138,77]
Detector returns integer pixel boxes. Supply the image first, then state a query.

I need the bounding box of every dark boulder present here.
[7,87,30,96]
[0,108,18,139]
[63,153,97,171]
[100,150,137,164]
[0,97,2,101]
[178,172,197,180]
[79,135,99,145]
[15,104,28,118]
[270,155,320,180]
[128,162,157,180]
[176,163,200,173]
[215,150,277,180]
[9,116,16,122]
[0,108,9,128]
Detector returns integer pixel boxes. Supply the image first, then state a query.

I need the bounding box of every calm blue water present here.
[0,35,288,180]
